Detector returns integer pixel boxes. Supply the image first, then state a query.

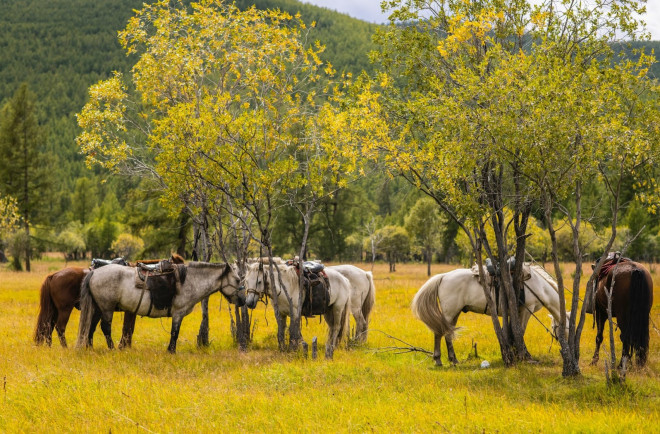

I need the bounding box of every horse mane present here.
[529,264,558,292]
[170,253,185,264]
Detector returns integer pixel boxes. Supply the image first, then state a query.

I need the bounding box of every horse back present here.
[324,268,352,307]
[595,261,652,317]
[48,267,88,309]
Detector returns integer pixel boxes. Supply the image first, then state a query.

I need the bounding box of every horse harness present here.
[478,257,530,315]
[585,253,631,316]
[133,259,186,317]
[288,260,331,317]
[91,257,127,269]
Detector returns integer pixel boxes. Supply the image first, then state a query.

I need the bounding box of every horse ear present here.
[591,264,595,270]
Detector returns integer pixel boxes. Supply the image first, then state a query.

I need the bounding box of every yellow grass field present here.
[1,259,659,432]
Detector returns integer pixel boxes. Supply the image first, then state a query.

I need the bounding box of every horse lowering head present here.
[549,311,571,340]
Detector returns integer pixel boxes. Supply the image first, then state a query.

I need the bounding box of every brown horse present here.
[34,254,184,348]
[591,257,653,367]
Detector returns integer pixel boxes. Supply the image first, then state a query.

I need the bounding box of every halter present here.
[221,280,243,298]
[219,265,243,299]
[245,261,269,305]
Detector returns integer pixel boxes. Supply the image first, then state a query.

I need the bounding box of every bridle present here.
[218,265,244,299]
[245,262,269,305]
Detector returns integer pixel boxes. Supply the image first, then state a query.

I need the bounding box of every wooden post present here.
[311,337,318,360]
[302,341,309,359]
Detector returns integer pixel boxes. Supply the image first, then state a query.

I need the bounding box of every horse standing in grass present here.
[34,258,128,348]
[327,264,375,343]
[589,257,653,367]
[34,255,183,348]
[244,261,352,358]
[76,262,245,353]
[412,264,566,366]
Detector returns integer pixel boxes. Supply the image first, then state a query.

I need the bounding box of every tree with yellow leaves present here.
[77,0,355,352]
[341,0,659,374]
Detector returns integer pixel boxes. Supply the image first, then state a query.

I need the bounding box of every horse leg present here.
[118,312,136,349]
[100,313,114,349]
[197,296,210,347]
[54,307,73,348]
[445,316,460,365]
[353,310,367,344]
[591,311,605,366]
[433,333,443,367]
[46,316,56,346]
[324,308,340,360]
[168,313,184,354]
[87,309,102,347]
[619,323,631,369]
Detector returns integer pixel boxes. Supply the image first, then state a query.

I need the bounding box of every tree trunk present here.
[545,201,580,377]
[426,248,431,277]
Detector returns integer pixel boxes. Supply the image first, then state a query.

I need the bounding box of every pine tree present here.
[0,83,51,271]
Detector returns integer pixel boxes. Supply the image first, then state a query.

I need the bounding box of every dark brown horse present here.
[34,254,184,348]
[591,257,653,367]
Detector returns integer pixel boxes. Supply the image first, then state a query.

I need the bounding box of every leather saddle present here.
[472,257,530,314]
[134,259,187,315]
[287,259,331,317]
[91,257,127,269]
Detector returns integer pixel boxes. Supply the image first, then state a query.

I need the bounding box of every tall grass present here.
[0,260,658,432]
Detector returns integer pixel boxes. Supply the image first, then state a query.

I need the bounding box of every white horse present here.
[76,262,245,353]
[327,265,376,343]
[244,262,352,358]
[411,264,566,366]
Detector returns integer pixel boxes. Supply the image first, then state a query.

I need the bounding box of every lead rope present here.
[521,281,559,353]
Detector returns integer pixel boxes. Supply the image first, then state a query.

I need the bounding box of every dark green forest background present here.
[1,0,659,266]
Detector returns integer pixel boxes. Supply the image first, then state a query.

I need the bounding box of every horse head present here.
[218,263,246,307]
[245,261,268,309]
[549,311,571,340]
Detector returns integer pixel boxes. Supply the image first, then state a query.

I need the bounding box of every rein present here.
[522,280,557,338]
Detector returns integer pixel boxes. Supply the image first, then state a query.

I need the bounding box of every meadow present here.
[0,259,659,432]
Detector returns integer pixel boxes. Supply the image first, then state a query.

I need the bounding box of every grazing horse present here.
[244,261,352,358]
[34,255,183,348]
[589,258,653,367]
[327,264,376,343]
[412,264,566,366]
[76,262,245,353]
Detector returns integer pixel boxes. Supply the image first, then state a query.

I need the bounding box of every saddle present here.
[593,252,631,282]
[585,252,631,314]
[471,257,531,314]
[91,257,127,269]
[134,259,187,316]
[287,259,331,317]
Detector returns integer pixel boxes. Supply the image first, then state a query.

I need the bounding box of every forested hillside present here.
[0,0,659,266]
[0,0,387,262]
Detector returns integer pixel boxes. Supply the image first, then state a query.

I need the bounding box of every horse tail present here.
[362,271,376,330]
[626,268,651,366]
[411,274,455,339]
[337,294,352,348]
[34,275,56,345]
[76,270,95,349]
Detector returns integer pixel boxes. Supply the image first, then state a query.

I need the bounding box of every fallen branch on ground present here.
[367,329,432,356]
